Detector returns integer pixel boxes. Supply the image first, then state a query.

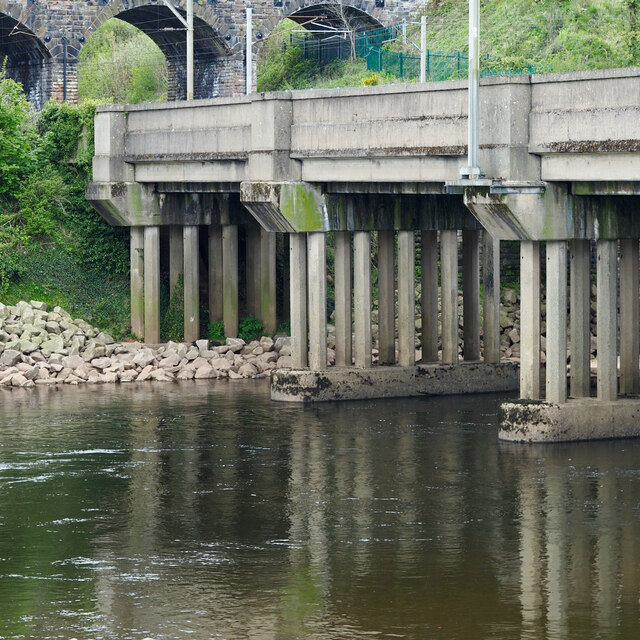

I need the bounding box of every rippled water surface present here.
[1,382,640,639]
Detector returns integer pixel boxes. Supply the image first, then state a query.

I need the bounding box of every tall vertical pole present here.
[420,16,426,83]
[246,7,253,95]
[187,0,194,100]
[464,0,480,178]
[402,18,407,45]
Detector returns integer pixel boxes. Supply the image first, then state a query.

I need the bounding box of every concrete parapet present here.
[270,362,518,403]
[500,398,640,443]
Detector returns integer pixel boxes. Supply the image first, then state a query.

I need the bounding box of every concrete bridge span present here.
[0,0,400,107]
[87,67,640,441]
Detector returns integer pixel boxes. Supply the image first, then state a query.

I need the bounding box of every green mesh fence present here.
[365,48,470,80]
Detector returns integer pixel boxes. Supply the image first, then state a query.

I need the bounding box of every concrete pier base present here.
[500,398,640,443]
[271,362,518,403]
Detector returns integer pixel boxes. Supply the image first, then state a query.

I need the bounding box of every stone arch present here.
[0,8,51,108]
[84,1,241,100]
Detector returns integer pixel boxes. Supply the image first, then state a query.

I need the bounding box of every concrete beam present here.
[260,228,277,334]
[271,362,518,403]
[208,225,223,324]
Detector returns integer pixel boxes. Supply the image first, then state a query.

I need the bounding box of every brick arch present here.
[0,8,52,108]
[81,2,241,100]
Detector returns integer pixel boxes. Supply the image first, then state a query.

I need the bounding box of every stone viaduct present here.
[0,0,407,107]
[87,67,640,442]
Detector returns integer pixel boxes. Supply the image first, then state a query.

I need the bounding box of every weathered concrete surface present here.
[270,362,518,403]
[500,398,640,443]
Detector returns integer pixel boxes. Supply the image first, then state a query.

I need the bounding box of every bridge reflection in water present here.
[0,384,639,638]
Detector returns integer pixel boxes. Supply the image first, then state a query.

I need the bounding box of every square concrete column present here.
[378,230,395,365]
[208,225,223,323]
[183,225,200,344]
[520,241,541,400]
[260,228,277,334]
[570,239,591,397]
[440,230,459,365]
[290,233,308,368]
[462,230,480,361]
[143,226,160,344]
[619,238,639,395]
[546,241,568,404]
[334,231,352,367]
[397,230,415,367]
[354,231,372,368]
[482,232,500,363]
[130,227,144,339]
[222,225,239,339]
[421,231,438,363]
[307,232,327,370]
[169,225,184,300]
[245,224,261,319]
[597,240,618,401]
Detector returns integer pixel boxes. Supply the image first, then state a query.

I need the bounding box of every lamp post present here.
[462,0,481,179]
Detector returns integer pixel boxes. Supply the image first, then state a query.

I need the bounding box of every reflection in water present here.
[0,383,640,638]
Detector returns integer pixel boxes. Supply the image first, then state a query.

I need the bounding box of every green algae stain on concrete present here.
[280,183,325,232]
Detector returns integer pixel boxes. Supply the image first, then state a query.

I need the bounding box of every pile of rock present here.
[0,301,293,388]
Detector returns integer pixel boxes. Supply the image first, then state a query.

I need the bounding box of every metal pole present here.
[420,15,426,83]
[246,7,252,95]
[187,0,193,100]
[402,18,407,44]
[467,0,480,176]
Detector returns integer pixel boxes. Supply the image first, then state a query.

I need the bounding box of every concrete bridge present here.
[0,0,403,107]
[87,66,640,442]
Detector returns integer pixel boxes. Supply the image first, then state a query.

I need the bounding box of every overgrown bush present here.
[238,316,264,342]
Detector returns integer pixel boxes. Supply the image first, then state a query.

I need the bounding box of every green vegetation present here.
[0,69,131,339]
[238,316,265,342]
[78,18,167,104]
[161,275,185,343]
[257,1,640,91]
[208,321,226,343]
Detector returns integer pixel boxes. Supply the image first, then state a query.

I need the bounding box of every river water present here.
[0,382,639,639]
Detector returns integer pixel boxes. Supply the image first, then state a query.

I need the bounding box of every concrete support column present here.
[421,231,438,363]
[354,231,372,368]
[397,231,415,367]
[183,225,200,343]
[462,230,480,361]
[378,230,395,365]
[597,240,618,401]
[222,225,239,339]
[546,241,568,404]
[334,231,352,367]
[482,232,500,363]
[520,241,541,400]
[307,233,327,370]
[143,226,160,344]
[208,225,223,323]
[619,238,639,395]
[245,224,260,319]
[260,228,277,334]
[440,230,459,365]
[169,225,184,300]
[570,239,591,397]
[290,233,308,368]
[130,227,144,339]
